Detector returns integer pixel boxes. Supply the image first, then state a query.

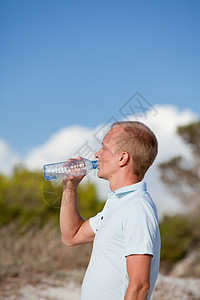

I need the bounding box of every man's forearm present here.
[60,185,84,246]
[124,283,149,300]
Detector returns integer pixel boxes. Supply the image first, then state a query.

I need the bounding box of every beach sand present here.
[2,273,199,300]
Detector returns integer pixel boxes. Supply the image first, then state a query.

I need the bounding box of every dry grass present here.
[1,222,200,300]
[0,222,92,284]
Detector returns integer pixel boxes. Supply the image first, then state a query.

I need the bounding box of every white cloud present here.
[140,105,197,217]
[0,139,20,175]
[143,105,197,163]
[24,125,96,170]
[0,105,198,218]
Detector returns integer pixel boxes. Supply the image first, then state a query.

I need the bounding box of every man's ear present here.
[119,152,129,167]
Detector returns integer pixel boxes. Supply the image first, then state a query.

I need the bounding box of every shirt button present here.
[101,216,104,220]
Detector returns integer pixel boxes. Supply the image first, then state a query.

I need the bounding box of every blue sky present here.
[1,0,200,155]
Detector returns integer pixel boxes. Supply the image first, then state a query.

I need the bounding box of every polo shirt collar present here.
[108,181,147,198]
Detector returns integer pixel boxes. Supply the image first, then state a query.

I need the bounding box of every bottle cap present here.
[92,160,98,169]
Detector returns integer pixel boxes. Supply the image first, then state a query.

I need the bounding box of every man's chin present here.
[97,172,102,178]
[97,171,106,180]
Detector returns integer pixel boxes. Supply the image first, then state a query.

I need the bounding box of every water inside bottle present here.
[43,160,87,180]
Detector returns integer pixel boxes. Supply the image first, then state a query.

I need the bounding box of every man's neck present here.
[109,172,140,191]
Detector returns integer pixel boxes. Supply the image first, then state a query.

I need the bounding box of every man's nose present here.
[95,149,100,158]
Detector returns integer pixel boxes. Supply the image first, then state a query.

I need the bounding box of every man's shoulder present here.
[121,190,158,222]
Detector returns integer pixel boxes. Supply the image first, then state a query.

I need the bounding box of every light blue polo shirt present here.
[81,181,161,300]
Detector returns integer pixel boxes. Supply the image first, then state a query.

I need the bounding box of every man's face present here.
[95,127,122,180]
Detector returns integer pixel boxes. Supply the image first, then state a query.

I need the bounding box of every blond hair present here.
[112,121,158,180]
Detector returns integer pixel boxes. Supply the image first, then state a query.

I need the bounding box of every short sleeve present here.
[122,199,157,257]
[89,212,102,233]
[89,200,108,233]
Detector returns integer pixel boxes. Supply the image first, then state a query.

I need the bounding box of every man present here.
[60,121,161,300]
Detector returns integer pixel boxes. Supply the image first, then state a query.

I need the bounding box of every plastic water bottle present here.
[43,158,98,181]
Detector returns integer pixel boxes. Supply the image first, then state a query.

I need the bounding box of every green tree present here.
[0,167,105,227]
[159,121,200,273]
[159,121,200,207]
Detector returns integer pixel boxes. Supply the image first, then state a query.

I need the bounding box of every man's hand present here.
[63,156,85,190]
